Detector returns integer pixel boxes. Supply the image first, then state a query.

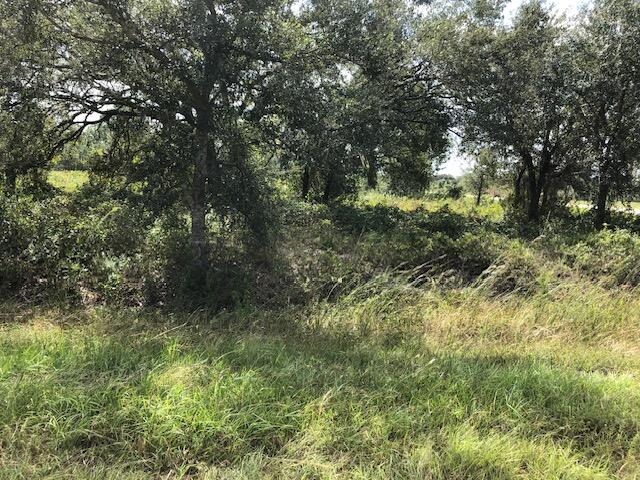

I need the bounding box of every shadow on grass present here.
[1,311,638,474]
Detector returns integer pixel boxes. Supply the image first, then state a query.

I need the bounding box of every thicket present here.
[3,176,640,312]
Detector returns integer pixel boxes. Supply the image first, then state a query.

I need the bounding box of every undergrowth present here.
[2,189,640,478]
[1,278,639,478]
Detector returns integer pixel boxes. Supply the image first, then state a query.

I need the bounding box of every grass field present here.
[2,281,640,479]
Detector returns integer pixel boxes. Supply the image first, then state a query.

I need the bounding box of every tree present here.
[272,0,449,199]
[347,64,450,194]
[31,0,302,274]
[463,147,499,205]
[55,126,110,171]
[571,0,640,228]
[428,0,575,221]
[261,49,360,202]
[0,0,59,194]
[0,103,53,195]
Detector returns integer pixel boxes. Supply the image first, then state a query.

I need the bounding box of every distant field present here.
[360,190,505,220]
[48,170,89,192]
[574,200,640,212]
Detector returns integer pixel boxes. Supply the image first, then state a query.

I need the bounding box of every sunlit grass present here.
[573,199,640,212]
[1,280,639,478]
[360,190,504,220]
[48,170,89,193]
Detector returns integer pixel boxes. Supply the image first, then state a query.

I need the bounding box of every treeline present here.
[434,0,640,227]
[1,0,639,302]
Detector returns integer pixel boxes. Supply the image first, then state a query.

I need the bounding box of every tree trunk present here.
[191,122,209,275]
[323,170,335,203]
[475,173,484,206]
[514,165,525,207]
[594,181,610,230]
[522,152,541,221]
[5,169,16,196]
[536,149,553,218]
[366,152,377,189]
[527,177,541,221]
[541,176,552,213]
[301,163,310,199]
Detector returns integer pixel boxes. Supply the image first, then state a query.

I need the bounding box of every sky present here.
[439,0,591,177]
[504,0,586,21]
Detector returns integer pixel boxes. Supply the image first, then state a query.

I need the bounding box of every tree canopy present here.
[1,0,639,290]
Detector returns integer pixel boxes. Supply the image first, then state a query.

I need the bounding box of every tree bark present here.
[366,151,377,189]
[191,120,209,275]
[323,170,335,203]
[537,148,553,217]
[5,169,17,196]
[475,173,484,206]
[541,176,552,213]
[301,163,310,199]
[514,164,525,207]
[594,181,610,230]
[527,176,541,221]
[522,152,541,221]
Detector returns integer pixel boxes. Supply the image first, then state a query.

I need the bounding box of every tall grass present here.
[3,190,640,478]
[1,278,639,478]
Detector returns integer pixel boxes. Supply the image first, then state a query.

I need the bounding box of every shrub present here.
[0,190,278,309]
[474,242,544,295]
[0,193,150,303]
[566,229,640,287]
[425,177,463,200]
[331,203,405,234]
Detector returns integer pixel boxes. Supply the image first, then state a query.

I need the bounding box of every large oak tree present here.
[35,0,303,273]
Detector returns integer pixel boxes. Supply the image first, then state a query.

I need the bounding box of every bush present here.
[0,190,275,309]
[425,177,463,200]
[474,242,544,295]
[385,152,435,197]
[140,212,258,310]
[566,229,640,287]
[0,193,150,303]
[280,200,508,299]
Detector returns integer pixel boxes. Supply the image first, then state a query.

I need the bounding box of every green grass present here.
[573,200,640,212]
[1,279,640,478]
[360,190,505,220]
[3,191,640,478]
[48,170,89,193]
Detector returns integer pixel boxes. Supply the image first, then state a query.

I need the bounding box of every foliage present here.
[568,0,640,228]
[428,1,579,221]
[3,177,640,477]
[425,176,463,200]
[565,229,640,287]
[0,189,267,309]
[54,126,110,171]
[475,242,545,295]
[0,192,149,302]
[461,147,500,204]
